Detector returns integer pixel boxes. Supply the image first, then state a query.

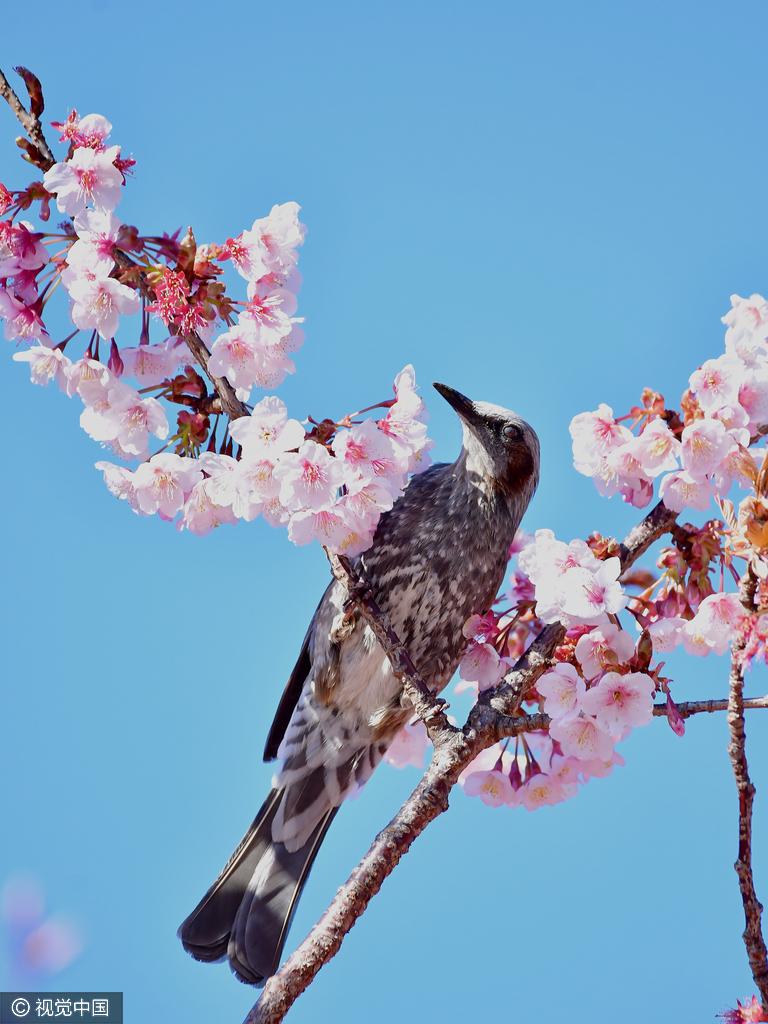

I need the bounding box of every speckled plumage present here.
[179,387,540,986]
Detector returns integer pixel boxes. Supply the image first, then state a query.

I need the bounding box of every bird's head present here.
[433,382,540,498]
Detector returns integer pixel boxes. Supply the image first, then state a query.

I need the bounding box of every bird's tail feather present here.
[178,787,337,985]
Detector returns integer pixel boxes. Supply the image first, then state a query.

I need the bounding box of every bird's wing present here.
[262,583,333,762]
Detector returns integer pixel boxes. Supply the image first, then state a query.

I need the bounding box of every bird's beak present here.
[433,383,481,425]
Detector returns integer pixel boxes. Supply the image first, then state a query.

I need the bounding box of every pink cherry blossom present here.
[554,557,625,625]
[549,713,615,762]
[581,671,655,739]
[242,201,306,279]
[647,615,686,653]
[0,220,48,275]
[12,344,71,389]
[694,592,746,645]
[274,441,346,512]
[379,364,431,472]
[519,773,568,810]
[659,470,714,512]
[680,418,733,480]
[689,356,742,412]
[180,479,238,535]
[0,289,48,342]
[119,338,188,385]
[332,420,406,490]
[68,274,140,339]
[43,145,124,215]
[575,623,635,679]
[384,720,430,769]
[94,460,139,511]
[462,767,517,807]
[133,453,202,517]
[457,642,506,693]
[570,403,633,476]
[287,508,353,549]
[537,663,586,718]
[228,395,305,459]
[66,211,122,277]
[631,418,682,477]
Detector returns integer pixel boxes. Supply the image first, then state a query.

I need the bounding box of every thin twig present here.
[0,66,55,169]
[246,500,679,1024]
[727,567,768,1007]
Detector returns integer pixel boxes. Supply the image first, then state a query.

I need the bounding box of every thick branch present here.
[728,568,768,1007]
[0,66,55,169]
[247,500,679,1024]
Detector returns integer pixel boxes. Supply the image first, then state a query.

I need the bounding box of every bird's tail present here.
[178,787,337,985]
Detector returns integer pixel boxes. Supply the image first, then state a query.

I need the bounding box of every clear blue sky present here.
[3,2,768,1021]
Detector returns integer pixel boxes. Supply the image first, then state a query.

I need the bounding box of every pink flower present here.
[537,663,586,718]
[242,201,305,279]
[119,338,188,385]
[630,418,682,477]
[12,344,71,389]
[570,404,632,476]
[333,420,406,490]
[647,615,686,653]
[689,356,742,412]
[694,592,746,645]
[0,220,48,275]
[228,395,305,459]
[384,720,430,769]
[519,773,568,810]
[719,996,768,1023]
[180,479,237,534]
[0,289,48,343]
[94,460,139,511]
[337,479,394,538]
[580,671,655,739]
[680,418,733,480]
[738,368,768,431]
[287,508,351,548]
[462,768,517,807]
[69,275,140,339]
[66,210,122,277]
[133,453,202,518]
[52,111,112,149]
[274,440,346,511]
[380,365,431,472]
[724,294,768,366]
[457,642,506,693]
[575,623,635,679]
[549,713,615,762]
[43,145,124,215]
[659,470,714,512]
[555,557,625,625]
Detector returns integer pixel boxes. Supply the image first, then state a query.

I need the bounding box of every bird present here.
[179,382,540,985]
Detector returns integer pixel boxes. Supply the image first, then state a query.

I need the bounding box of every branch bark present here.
[728,568,768,1008]
[246,500,679,1024]
[0,66,55,169]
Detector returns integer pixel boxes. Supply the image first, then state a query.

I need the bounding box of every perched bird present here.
[179,383,540,984]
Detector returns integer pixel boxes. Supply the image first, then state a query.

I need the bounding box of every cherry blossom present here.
[575,623,635,679]
[580,671,655,739]
[43,145,123,215]
[537,663,586,718]
[384,720,430,769]
[549,713,615,762]
[680,418,734,480]
[570,403,632,476]
[66,211,122,277]
[12,344,70,389]
[462,767,517,807]
[457,642,506,693]
[68,274,140,339]
[274,441,346,512]
[228,396,305,459]
[0,289,48,342]
[133,453,202,518]
[659,470,714,512]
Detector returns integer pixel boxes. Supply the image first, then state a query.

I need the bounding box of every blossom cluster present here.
[570,294,768,515]
[2,107,431,550]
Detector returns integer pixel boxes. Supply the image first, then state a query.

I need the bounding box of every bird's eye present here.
[502,423,523,442]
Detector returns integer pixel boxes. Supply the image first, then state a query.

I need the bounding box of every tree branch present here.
[728,568,768,1008]
[246,500,679,1024]
[0,66,55,170]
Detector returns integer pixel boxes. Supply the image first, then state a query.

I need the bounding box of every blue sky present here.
[2,2,768,1021]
